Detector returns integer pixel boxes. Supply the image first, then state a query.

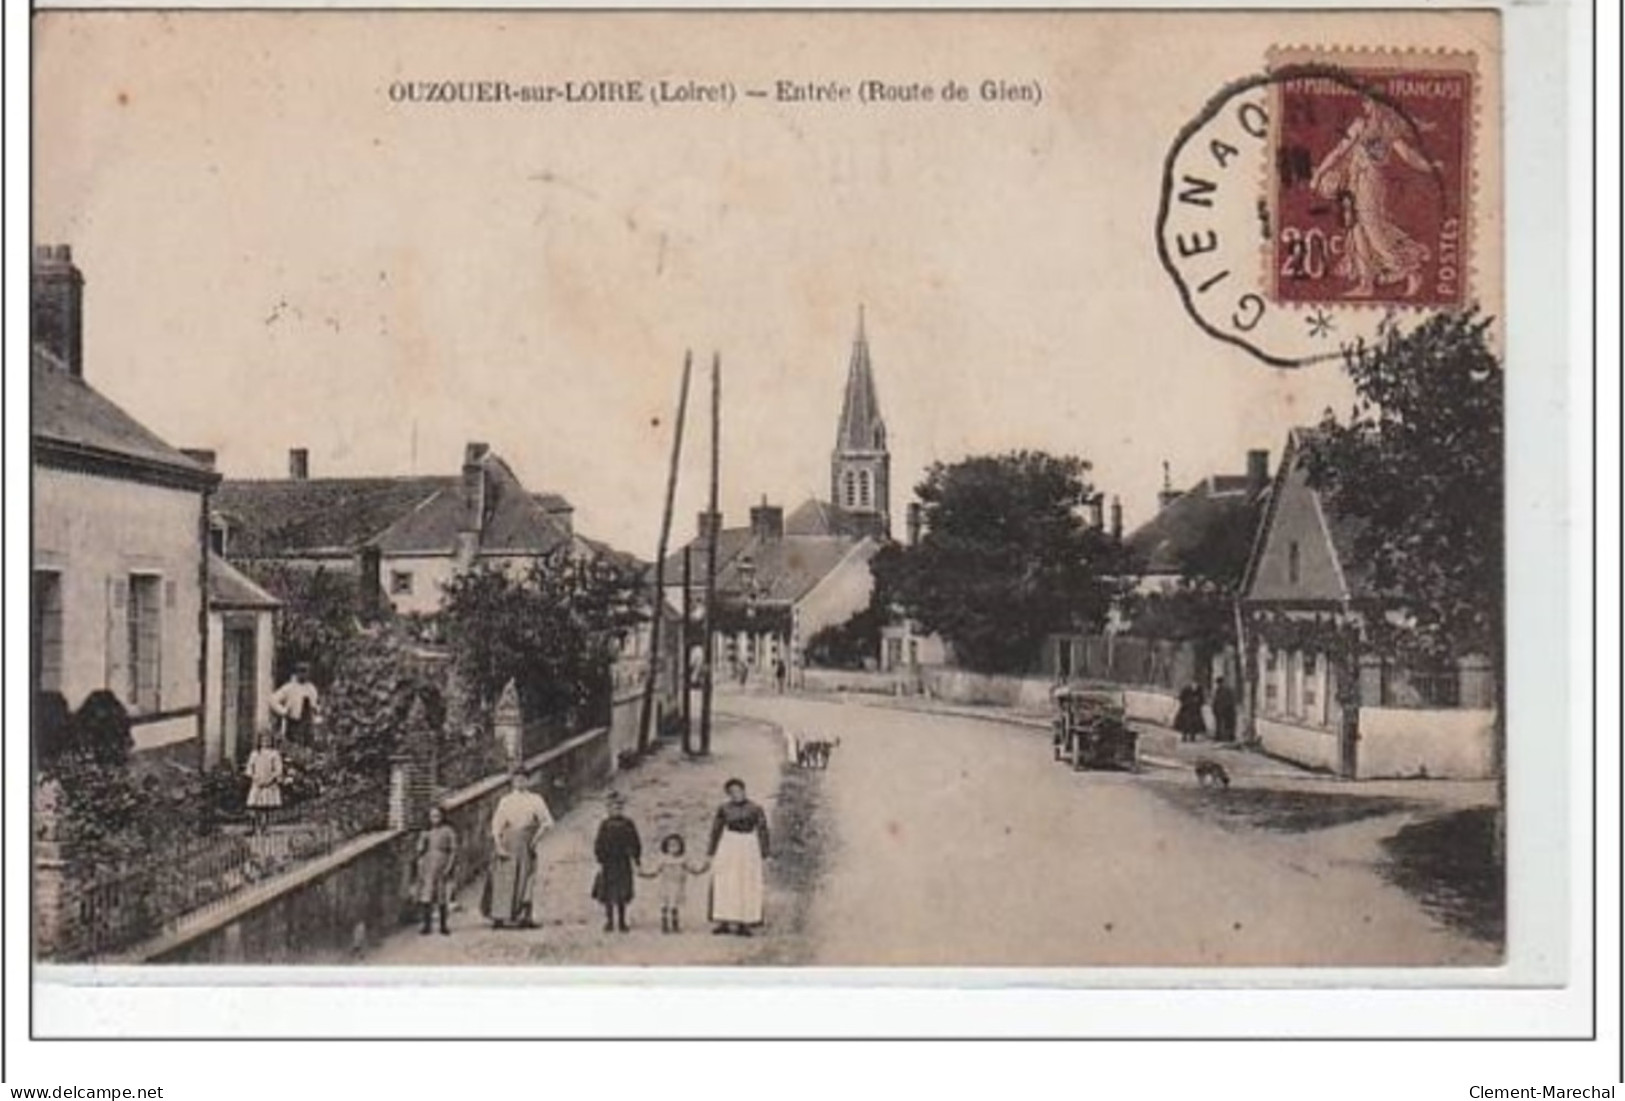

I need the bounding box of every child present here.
[591,792,642,933]
[413,804,459,935]
[639,833,710,934]
[243,730,285,835]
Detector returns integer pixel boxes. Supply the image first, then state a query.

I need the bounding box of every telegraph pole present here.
[698,352,721,756]
[680,544,693,755]
[638,351,691,754]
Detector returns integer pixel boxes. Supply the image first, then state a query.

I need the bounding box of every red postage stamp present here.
[1267,50,1474,309]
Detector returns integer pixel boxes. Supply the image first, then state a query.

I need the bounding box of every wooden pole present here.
[680,544,693,755]
[638,351,692,754]
[699,352,721,756]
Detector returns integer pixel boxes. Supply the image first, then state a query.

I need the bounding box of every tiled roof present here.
[659,526,756,583]
[208,553,280,609]
[785,496,881,538]
[32,347,216,485]
[216,476,453,557]
[534,492,573,514]
[1125,476,1266,579]
[373,457,570,557]
[718,534,868,605]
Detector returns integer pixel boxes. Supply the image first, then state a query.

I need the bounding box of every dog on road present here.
[796,736,841,770]
[1194,758,1231,790]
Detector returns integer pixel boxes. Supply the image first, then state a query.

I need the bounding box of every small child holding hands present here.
[639,833,711,934]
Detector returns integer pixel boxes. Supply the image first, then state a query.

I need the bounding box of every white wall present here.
[794,541,880,647]
[1256,718,1340,772]
[380,554,458,616]
[34,465,205,752]
[1356,708,1496,779]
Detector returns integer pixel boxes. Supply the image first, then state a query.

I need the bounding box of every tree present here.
[886,451,1128,674]
[1298,309,1503,662]
[804,543,904,670]
[1117,489,1264,650]
[1298,309,1504,852]
[237,561,363,687]
[437,549,645,733]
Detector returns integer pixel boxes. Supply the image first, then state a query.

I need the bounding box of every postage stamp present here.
[1266,49,1475,310]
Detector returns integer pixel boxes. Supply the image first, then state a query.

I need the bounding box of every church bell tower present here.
[830,307,891,540]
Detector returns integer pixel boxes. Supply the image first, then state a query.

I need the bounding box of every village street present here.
[364,689,1497,969]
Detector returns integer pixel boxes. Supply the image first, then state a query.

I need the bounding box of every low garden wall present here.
[1355,707,1496,780]
[130,727,613,964]
[801,668,904,696]
[919,667,1056,715]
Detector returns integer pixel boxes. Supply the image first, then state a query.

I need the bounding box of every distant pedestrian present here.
[482,771,553,929]
[243,730,284,833]
[413,804,459,936]
[1174,682,1207,743]
[708,778,770,936]
[774,657,788,693]
[1212,677,1238,743]
[269,662,321,744]
[591,792,642,933]
[639,833,710,934]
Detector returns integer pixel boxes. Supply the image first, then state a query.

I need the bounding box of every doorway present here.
[221,622,258,764]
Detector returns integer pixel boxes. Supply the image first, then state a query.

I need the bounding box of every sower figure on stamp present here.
[1311,98,1439,299]
[708,778,770,937]
[482,770,553,930]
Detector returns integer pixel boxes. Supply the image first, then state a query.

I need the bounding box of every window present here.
[1303,652,1319,716]
[858,470,872,508]
[389,570,415,596]
[885,639,903,669]
[127,574,162,714]
[908,639,919,666]
[1262,647,1279,712]
[1284,650,1301,717]
[33,571,63,695]
[1287,541,1301,585]
[843,471,857,508]
[209,520,228,556]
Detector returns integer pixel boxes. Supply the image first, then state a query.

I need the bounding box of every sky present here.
[32,10,1500,558]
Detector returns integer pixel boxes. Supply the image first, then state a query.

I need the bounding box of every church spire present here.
[830,306,891,540]
[836,305,885,453]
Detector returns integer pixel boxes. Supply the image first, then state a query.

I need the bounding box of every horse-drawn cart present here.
[1051,683,1139,771]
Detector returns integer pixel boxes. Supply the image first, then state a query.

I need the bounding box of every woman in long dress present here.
[1310,98,1438,298]
[708,778,770,936]
[1173,683,1207,743]
[482,772,553,929]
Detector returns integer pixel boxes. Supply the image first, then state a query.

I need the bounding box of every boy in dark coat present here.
[591,791,642,932]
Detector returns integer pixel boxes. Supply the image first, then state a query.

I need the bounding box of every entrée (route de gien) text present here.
[385,77,1044,107]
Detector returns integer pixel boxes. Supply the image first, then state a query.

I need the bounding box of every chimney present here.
[457,442,489,567]
[749,496,784,542]
[906,502,922,547]
[288,448,309,480]
[1157,460,1180,511]
[180,448,217,470]
[1247,449,1270,495]
[1087,493,1106,530]
[696,510,723,544]
[1110,496,1123,541]
[32,245,84,376]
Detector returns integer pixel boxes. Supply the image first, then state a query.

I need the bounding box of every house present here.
[213,443,575,618]
[1238,428,1496,779]
[202,553,279,767]
[1122,450,1272,598]
[31,245,220,759]
[659,310,893,679]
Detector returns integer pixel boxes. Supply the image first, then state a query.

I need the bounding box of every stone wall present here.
[130,727,612,964]
[919,667,1056,715]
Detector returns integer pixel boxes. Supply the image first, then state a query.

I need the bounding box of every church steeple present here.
[830,306,891,539]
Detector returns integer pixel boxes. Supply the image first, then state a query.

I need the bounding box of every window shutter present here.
[105,577,130,701]
[164,580,177,608]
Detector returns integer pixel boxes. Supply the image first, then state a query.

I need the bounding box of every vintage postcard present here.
[30,7,1521,984]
